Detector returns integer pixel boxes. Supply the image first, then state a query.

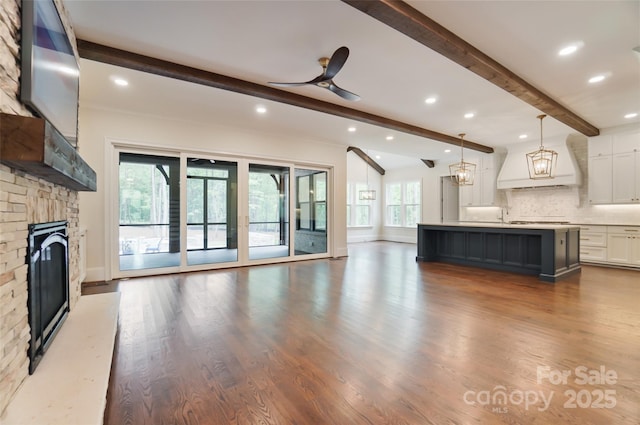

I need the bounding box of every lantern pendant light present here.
[526,114,558,179]
[359,150,376,200]
[449,133,476,186]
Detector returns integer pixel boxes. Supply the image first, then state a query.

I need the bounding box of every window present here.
[347,183,372,226]
[385,181,421,227]
[296,171,327,232]
[405,181,421,227]
[385,183,402,226]
[314,173,327,231]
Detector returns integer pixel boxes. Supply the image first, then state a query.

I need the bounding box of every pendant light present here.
[526,114,557,179]
[449,133,476,185]
[359,150,376,200]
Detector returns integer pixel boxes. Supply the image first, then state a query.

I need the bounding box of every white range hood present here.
[497,136,581,189]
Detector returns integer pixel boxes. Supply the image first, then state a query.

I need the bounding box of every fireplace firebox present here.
[27,221,69,374]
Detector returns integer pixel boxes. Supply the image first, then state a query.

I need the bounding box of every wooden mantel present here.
[0,113,97,191]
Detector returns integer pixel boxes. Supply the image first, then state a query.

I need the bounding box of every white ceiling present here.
[65,0,640,170]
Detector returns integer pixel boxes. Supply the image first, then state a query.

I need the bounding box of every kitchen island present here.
[416,222,581,282]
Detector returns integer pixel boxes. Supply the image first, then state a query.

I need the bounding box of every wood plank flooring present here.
[83,242,640,425]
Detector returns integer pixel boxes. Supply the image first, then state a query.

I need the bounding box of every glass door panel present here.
[186,158,238,265]
[248,163,290,260]
[295,169,327,255]
[119,153,180,271]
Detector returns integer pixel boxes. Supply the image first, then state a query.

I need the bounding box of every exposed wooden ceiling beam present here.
[341,0,600,137]
[77,39,494,154]
[347,147,385,175]
[421,159,435,168]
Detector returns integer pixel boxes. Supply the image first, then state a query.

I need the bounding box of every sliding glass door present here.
[294,168,327,255]
[119,153,180,271]
[186,158,238,265]
[248,163,290,261]
[115,149,330,277]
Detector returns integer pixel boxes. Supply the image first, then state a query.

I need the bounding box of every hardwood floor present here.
[83,242,640,425]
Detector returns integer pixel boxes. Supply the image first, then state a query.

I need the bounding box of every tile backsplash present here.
[462,193,640,225]
[505,187,640,224]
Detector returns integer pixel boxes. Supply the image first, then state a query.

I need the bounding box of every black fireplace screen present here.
[27,220,69,374]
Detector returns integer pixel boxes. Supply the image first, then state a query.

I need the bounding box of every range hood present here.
[497,136,581,189]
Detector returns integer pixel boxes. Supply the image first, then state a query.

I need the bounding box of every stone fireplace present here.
[0,164,84,413]
[0,0,94,415]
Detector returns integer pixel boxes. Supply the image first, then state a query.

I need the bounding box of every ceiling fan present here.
[268,46,360,101]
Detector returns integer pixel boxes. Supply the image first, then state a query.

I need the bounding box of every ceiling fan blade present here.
[268,81,308,87]
[268,73,326,87]
[328,82,360,101]
[324,46,349,79]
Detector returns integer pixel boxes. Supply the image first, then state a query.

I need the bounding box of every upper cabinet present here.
[612,151,640,203]
[588,130,640,204]
[459,154,501,207]
[588,154,612,204]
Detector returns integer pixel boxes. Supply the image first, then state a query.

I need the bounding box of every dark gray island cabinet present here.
[416,223,581,282]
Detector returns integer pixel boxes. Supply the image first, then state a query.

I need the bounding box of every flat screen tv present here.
[21,0,79,147]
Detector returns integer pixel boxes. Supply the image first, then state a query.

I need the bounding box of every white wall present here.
[78,106,348,282]
[345,153,451,244]
[346,151,382,243]
[381,162,453,243]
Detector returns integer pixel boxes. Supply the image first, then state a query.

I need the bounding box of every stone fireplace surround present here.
[0,165,82,414]
[0,0,86,415]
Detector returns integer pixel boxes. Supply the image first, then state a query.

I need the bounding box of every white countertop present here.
[419,222,581,230]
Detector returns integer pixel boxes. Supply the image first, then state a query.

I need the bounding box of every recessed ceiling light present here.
[624,112,638,119]
[113,78,128,87]
[444,149,451,153]
[558,45,578,56]
[348,126,356,132]
[375,155,381,159]
[425,97,437,104]
[464,112,475,119]
[558,42,583,56]
[519,134,528,139]
[588,75,606,84]
[255,106,267,114]
[386,135,394,141]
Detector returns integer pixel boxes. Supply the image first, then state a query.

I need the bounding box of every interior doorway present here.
[441,176,459,222]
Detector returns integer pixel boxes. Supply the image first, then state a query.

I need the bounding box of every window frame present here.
[296,171,327,233]
[384,180,421,228]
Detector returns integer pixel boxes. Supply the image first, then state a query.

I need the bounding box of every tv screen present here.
[21,0,79,146]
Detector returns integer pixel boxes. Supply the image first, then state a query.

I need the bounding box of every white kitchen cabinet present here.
[588,155,612,204]
[589,131,640,205]
[588,135,612,157]
[458,156,498,207]
[480,168,497,206]
[580,225,640,268]
[580,225,607,263]
[459,181,480,207]
[612,151,640,203]
[607,227,640,266]
[612,132,640,154]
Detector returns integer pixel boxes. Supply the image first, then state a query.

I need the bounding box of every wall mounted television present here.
[21,0,79,147]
